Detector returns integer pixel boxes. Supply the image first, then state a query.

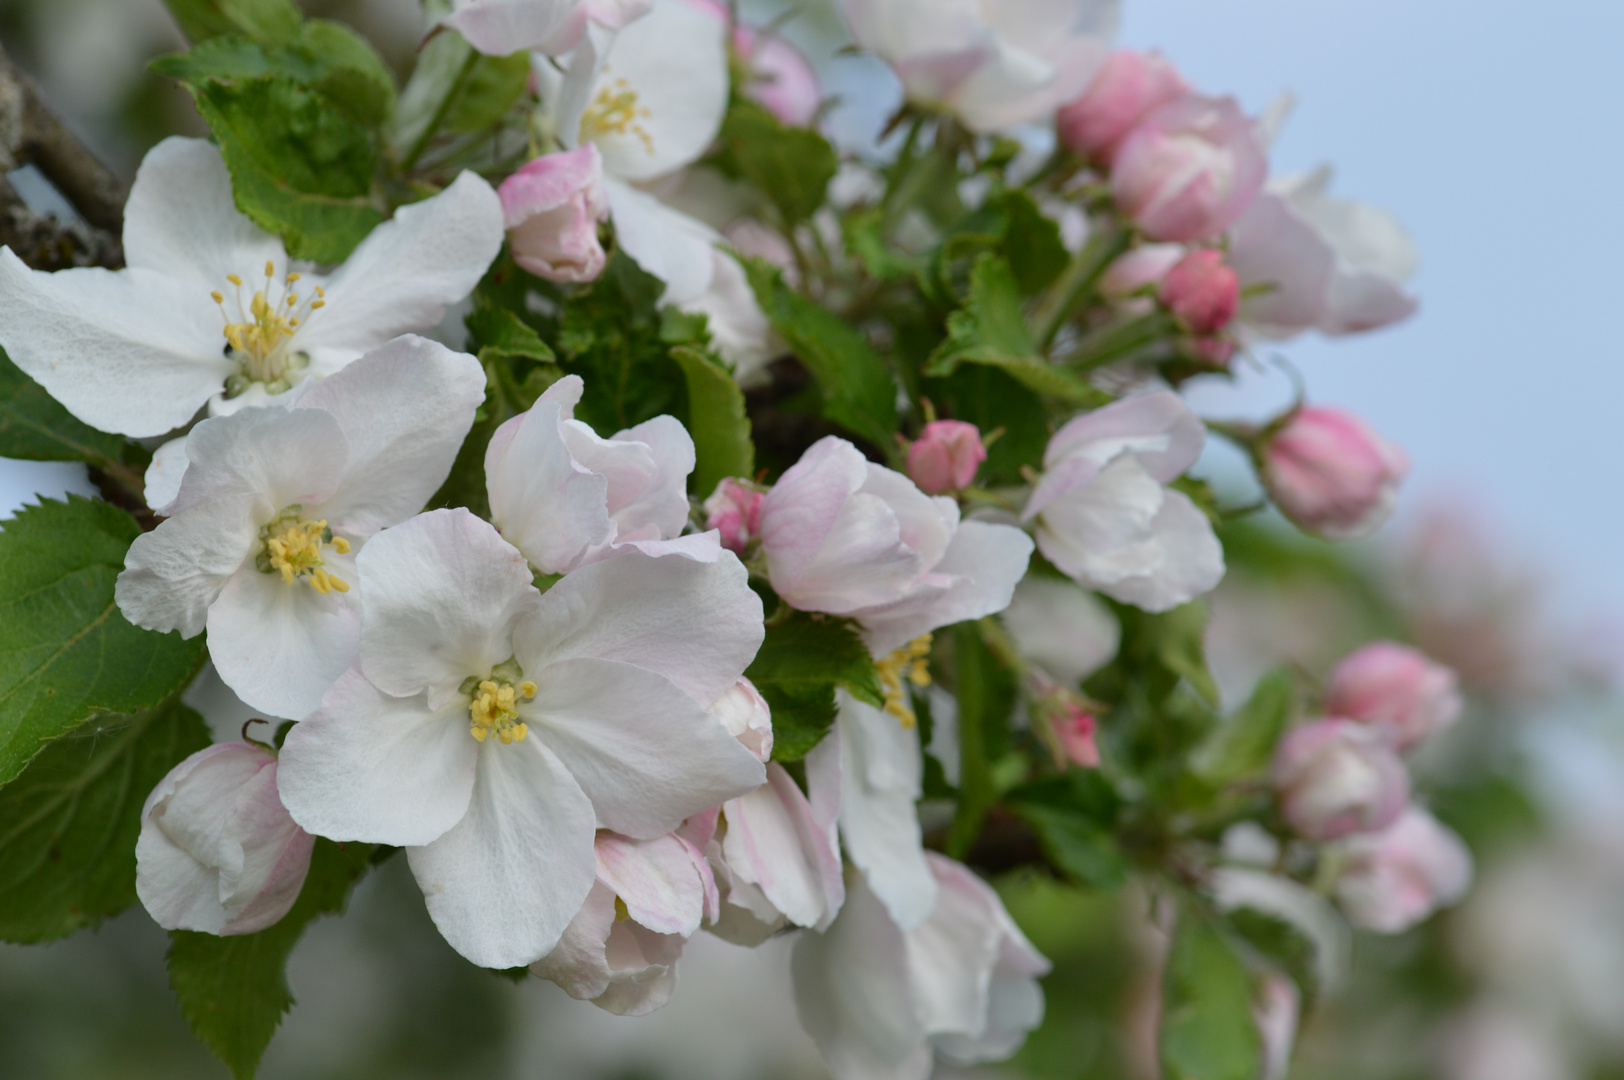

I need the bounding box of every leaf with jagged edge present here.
[672,345,754,497]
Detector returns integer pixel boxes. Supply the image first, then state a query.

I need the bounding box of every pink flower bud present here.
[1159,249,1239,335]
[905,419,986,494]
[703,478,765,554]
[736,27,821,127]
[1111,94,1267,243]
[1331,806,1473,932]
[1272,718,1409,841]
[498,145,609,283]
[137,743,314,935]
[1055,706,1100,768]
[1324,642,1463,752]
[1057,50,1190,164]
[1263,407,1409,540]
[709,676,774,762]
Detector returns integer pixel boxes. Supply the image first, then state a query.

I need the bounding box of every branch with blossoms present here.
[0,1,1467,1078]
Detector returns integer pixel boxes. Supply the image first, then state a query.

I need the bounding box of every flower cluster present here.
[0,1,1462,1078]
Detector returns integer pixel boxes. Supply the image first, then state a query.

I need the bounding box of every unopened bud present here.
[1160,249,1239,335]
[1324,642,1462,752]
[1262,407,1408,540]
[906,420,986,495]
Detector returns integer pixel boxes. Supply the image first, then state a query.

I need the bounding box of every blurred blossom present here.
[1110,95,1267,243]
[1253,973,1301,1080]
[1262,406,1408,541]
[906,419,986,494]
[1331,805,1472,932]
[444,0,650,56]
[1325,641,1463,751]
[498,145,610,282]
[1001,575,1121,687]
[1158,248,1239,335]
[1440,1003,1576,1080]
[1272,718,1409,841]
[1052,704,1100,767]
[1057,49,1189,164]
[734,25,822,127]
[1100,242,1184,298]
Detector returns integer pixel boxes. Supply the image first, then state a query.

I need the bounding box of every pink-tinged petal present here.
[1040,390,1205,483]
[710,677,774,763]
[590,920,684,1015]
[441,0,584,55]
[355,509,540,707]
[1112,94,1267,243]
[514,548,762,708]
[277,665,479,847]
[522,657,765,839]
[500,145,607,224]
[117,493,261,639]
[605,531,724,563]
[531,879,619,1000]
[1273,718,1410,841]
[905,855,1003,1038]
[1033,454,1166,586]
[485,400,614,575]
[217,760,316,934]
[1332,806,1473,933]
[603,414,695,540]
[407,737,598,968]
[596,832,706,936]
[1324,642,1462,752]
[1228,192,1337,339]
[857,520,1034,656]
[722,762,842,931]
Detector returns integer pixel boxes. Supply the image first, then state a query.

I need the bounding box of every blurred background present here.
[2,1,1622,1078]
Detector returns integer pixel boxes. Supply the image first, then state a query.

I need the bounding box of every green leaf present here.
[1013,803,1127,889]
[744,259,898,448]
[467,301,557,364]
[190,74,383,263]
[1153,601,1221,708]
[1192,668,1297,784]
[922,363,1048,488]
[714,98,838,225]
[443,51,531,133]
[0,347,128,468]
[758,681,838,763]
[992,190,1069,296]
[1227,907,1320,1010]
[746,610,884,761]
[0,497,208,785]
[947,620,1017,857]
[168,838,374,1080]
[1160,910,1264,1080]
[672,345,754,497]
[298,20,397,127]
[162,0,301,46]
[0,700,209,943]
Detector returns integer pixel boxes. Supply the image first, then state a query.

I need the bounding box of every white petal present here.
[168,405,348,518]
[514,548,762,707]
[485,400,614,575]
[0,250,230,437]
[298,336,486,536]
[523,656,765,838]
[605,177,719,305]
[857,520,1034,656]
[407,737,598,968]
[531,879,619,999]
[144,436,190,515]
[602,414,694,540]
[722,762,844,931]
[1095,489,1224,612]
[277,665,479,846]
[591,919,684,1015]
[835,696,939,931]
[905,855,1002,1039]
[442,0,580,55]
[297,172,504,364]
[1034,455,1165,587]
[1000,575,1121,687]
[1229,191,1336,339]
[1040,390,1205,483]
[205,556,360,719]
[596,831,706,936]
[355,509,541,707]
[117,494,260,638]
[121,137,285,290]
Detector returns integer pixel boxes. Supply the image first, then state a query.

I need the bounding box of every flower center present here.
[581,76,654,155]
[255,505,351,595]
[462,659,537,745]
[877,634,933,728]
[212,261,326,397]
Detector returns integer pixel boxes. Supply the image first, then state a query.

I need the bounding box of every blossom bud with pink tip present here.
[1160,249,1239,334]
[1331,806,1473,932]
[1111,95,1267,243]
[1272,718,1409,841]
[137,743,314,936]
[735,26,821,127]
[906,419,986,494]
[1262,407,1408,540]
[1324,642,1463,751]
[1054,706,1100,768]
[704,478,766,555]
[498,145,610,283]
[1058,50,1190,164]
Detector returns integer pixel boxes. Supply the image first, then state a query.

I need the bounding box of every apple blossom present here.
[1325,642,1464,751]
[760,435,1034,656]
[498,145,610,282]
[136,742,313,936]
[840,0,1120,134]
[116,336,485,719]
[703,478,766,555]
[1159,249,1239,335]
[1057,50,1189,164]
[1111,94,1267,243]
[733,24,822,128]
[442,0,650,57]
[1272,718,1410,841]
[1262,406,1408,541]
[1229,166,1419,338]
[1331,806,1473,933]
[0,137,501,438]
[1023,391,1225,613]
[905,419,986,495]
[1254,973,1301,1080]
[276,509,766,968]
[485,374,717,575]
[793,853,1051,1080]
[1001,575,1121,688]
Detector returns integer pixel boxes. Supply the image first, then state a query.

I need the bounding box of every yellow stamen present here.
[259,514,351,595]
[213,265,326,390]
[210,290,223,303]
[286,271,301,283]
[226,274,242,286]
[581,77,655,155]
[468,677,536,745]
[876,634,933,728]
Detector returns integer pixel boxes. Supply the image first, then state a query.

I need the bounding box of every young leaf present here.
[713,99,838,225]
[744,259,898,449]
[1153,600,1221,707]
[759,681,838,763]
[0,347,128,468]
[467,301,557,364]
[746,610,884,761]
[297,20,398,127]
[162,0,301,46]
[190,74,384,263]
[443,52,532,134]
[993,190,1069,296]
[1160,909,1264,1080]
[1013,802,1128,889]
[168,838,374,1080]
[0,701,210,943]
[0,497,207,785]
[1192,667,1297,785]
[947,621,1017,857]
[672,345,754,496]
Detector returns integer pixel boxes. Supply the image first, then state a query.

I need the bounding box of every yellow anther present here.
[519,680,536,698]
[315,285,325,297]
[332,536,351,554]
[211,290,223,303]
[286,293,298,307]
[581,78,655,155]
[227,273,242,286]
[876,634,933,729]
[260,515,350,595]
[286,271,301,283]
[469,678,530,745]
[310,300,326,310]
[214,265,327,388]
[264,260,275,277]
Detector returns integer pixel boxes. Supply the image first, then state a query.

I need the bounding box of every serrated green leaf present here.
[672,345,754,497]
[743,259,897,448]
[0,700,209,943]
[714,98,838,225]
[1192,667,1296,784]
[190,74,383,263]
[162,0,301,46]
[467,301,556,364]
[759,681,838,762]
[150,36,326,83]
[1013,803,1127,889]
[0,347,127,467]
[168,837,374,1080]
[993,190,1068,296]
[1160,910,1264,1080]
[747,610,883,762]
[0,497,208,785]
[299,20,397,127]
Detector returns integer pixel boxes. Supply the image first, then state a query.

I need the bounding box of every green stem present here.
[1031,224,1133,353]
[400,49,480,173]
[1057,309,1178,373]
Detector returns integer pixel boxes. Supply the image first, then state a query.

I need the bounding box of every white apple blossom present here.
[275,509,766,968]
[1001,575,1122,688]
[116,336,485,719]
[484,374,720,574]
[0,137,502,438]
[443,0,650,57]
[1023,391,1224,612]
[793,853,1051,1080]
